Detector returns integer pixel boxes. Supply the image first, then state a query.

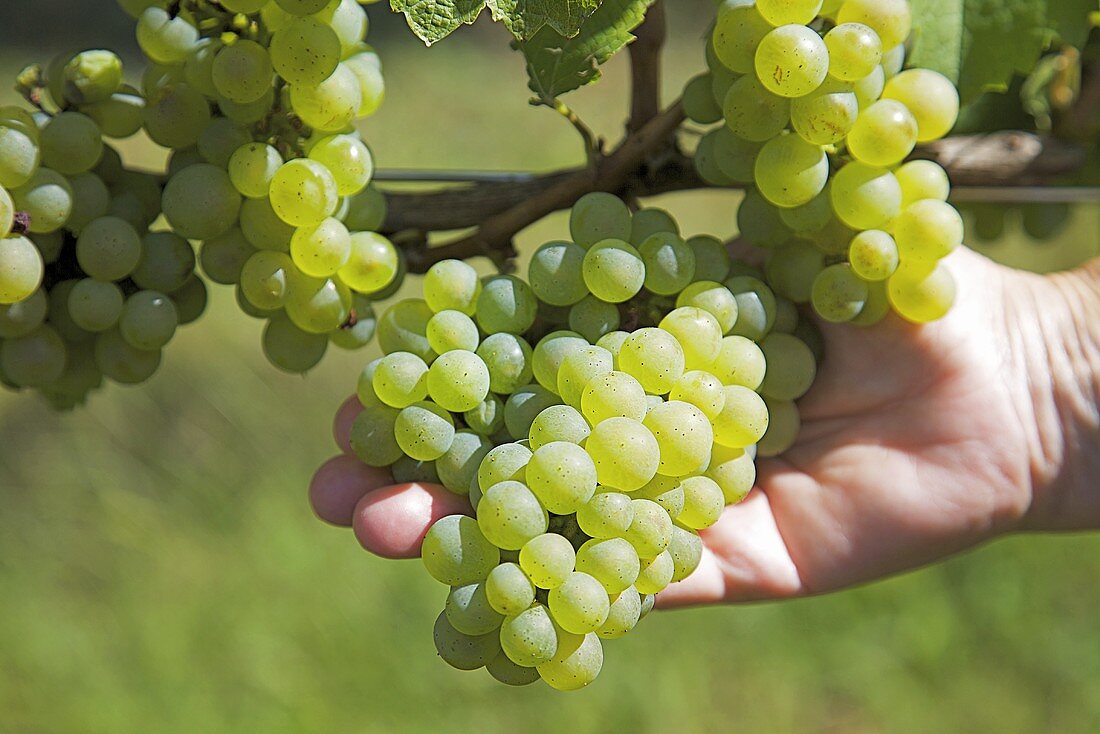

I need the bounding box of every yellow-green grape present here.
[852,280,891,327]
[520,533,576,590]
[825,22,883,82]
[271,17,340,86]
[377,299,436,363]
[240,251,292,311]
[476,275,538,335]
[585,416,661,492]
[569,192,632,249]
[754,24,829,99]
[618,328,686,395]
[527,442,598,515]
[632,476,683,520]
[308,134,373,197]
[477,333,534,395]
[829,161,902,230]
[0,236,44,304]
[75,216,141,281]
[848,100,918,167]
[581,370,648,425]
[284,274,351,335]
[211,40,273,104]
[568,295,621,344]
[624,499,673,559]
[136,7,200,65]
[239,197,294,251]
[290,217,351,277]
[723,75,791,142]
[668,525,704,582]
[630,209,679,246]
[582,239,645,304]
[427,349,491,412]
[713,385,770,448]
[548,572,610,635]
[487,651,541,687]
[421,514,500,586]
[343,49,385,118]
[758,398,801,457]
[710,129,765,185]
[2,325,67,387]
[837,0,911,49]
[687,235,733,284]
[432,612,499,672]
[883,69,960,142]
[13,169,74,234]
[395,401,455,461]
[595,331,630,365]
[634,551,674,595]
[643,401,714,478]
[426,310,479,354]
[536,630,603,691]
[711,2,773,73]
[848,229,899,281]
[499,604,558,668]
[759,333,817,400]
[0,290,46,338]
[682,74,724,125]
[445,583,505,637]
[373,351,428,408]
[639,233,696,295]
[725,275,778,341]
[888,261,956,323]
[757,0,824,25]
[477,443,532,493]
[597,587,642,639]
[677,281,739,334]
[504,385,562,441]
[40,112,103,176]
[557,346,614,408]
[853,64,886,108]
[529,405,591,450]
[477,480,549,551]
[262,314,327,374]
[528,240,588,306]
[881,43,906,77]
[669,370,727,421]
[893,200,964,262]
[423,259,480,315]
[659,307,723,371]
[436,430,493,495]
[339,232,398,295]
[575,538,640,595]
[577,491,634,539]
[790,77,860,146]
[227,143,281,199]
[678,476,726,530]
[708,335,767,391]
[289,63,361,132]
[895,160,951,206]
[269,158,338,228]
[463,396,505,438]
[532,331,588,393]
[812,263,869,323]
[485,562,536,617]
[707,444,757,504]
[765,241,826,303]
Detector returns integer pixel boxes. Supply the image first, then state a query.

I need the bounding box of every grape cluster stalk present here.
[0,0,391,407]
[686,0,963,325]
[346,194,823,689]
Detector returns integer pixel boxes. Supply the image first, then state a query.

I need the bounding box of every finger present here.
[352,483,473,560]
[657,487,803,609]
[309,455,394,527]
[333,395,364,455]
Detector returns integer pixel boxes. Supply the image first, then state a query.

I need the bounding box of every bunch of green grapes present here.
[124,0,393,373]
[341,195,821,689]
[686,0,963,325]
[0,51,206,409]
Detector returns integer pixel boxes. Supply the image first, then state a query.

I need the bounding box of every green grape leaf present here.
[908,0,1098,103]
[390,0,489,45]
[486,0,603,40]
[518,0,653,99]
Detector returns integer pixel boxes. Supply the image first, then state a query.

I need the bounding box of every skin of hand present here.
[309,247,1100,608]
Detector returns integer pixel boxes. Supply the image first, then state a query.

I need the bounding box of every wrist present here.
[1017,258,1100,531]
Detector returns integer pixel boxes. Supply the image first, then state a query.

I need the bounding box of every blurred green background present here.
[2,3,1100,733]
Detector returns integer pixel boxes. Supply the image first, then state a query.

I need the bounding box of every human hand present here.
[309,247,1100,606]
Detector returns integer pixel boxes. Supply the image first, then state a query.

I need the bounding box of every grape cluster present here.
[0,0,394,408]
[346,194,822,689]
[129,0,394,373]
[0,53,206,409]
[686,0,963,325]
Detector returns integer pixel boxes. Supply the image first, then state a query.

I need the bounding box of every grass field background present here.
[2,3,1099,732]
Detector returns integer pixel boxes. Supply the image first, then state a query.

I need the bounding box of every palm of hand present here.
[664,248,1035,606]
[311,248,1039,607]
